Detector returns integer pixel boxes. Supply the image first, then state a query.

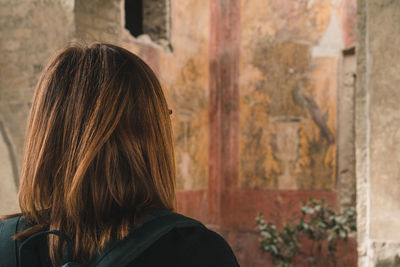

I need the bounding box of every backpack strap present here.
[0,216,21,267]
[19,230,74,267]
[91,210,205,267]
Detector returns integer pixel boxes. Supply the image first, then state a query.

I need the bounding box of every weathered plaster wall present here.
[340,0,357,49]
[0,0,359,266]
[338,51,356,211]
[0,121,19,214]
[0,0,75,214]
[357,0,400,266]
[160,0,210,190]
[75,0,121,43]
[124,0,211,190]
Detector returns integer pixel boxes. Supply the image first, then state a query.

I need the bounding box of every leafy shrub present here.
[256,198,356,267]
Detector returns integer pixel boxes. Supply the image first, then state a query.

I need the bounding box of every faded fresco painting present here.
[159,0,210,190]
[166,56,209,190]
[239,0,338,190]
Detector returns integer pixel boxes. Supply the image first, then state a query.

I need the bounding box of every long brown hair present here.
[9,43,176,265]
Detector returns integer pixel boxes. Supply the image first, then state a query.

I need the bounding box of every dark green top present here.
[127,226,240,267]
[0,211,240,267]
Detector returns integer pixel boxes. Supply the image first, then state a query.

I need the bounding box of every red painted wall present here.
[177,0,357,266]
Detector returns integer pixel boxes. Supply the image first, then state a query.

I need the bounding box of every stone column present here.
[356,0,400,265]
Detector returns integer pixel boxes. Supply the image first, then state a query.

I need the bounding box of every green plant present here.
[256,198,356,267]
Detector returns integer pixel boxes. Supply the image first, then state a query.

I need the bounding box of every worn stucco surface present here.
[356,0,400,266]
[368,0,400,242]
[338,52,356,211]
[122,0,210,190]
[0,0,75,214]
[0,0,361,266]
[0,122,19,214]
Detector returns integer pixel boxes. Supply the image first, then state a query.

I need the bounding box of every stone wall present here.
[75,0,121,43]
[356,0,400,266]
[0,0,75,213]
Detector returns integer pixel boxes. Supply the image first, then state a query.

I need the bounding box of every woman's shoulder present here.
[130,217,240,267]
[168,225,235,254]
[0,215,21,235]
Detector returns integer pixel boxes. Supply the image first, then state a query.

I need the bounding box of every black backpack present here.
[0,210,204,267]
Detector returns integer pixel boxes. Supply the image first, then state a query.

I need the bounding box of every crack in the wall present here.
[0,121,19,189]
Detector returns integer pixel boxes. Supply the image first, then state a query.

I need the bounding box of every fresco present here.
[239,0,337,190]
[167,56,209,190]
[159,0,210,190]
[295,57,337,190]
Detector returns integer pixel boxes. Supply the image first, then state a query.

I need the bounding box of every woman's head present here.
[18,43,176,263]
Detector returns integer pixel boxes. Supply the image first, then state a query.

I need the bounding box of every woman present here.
[0,43,239,266]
